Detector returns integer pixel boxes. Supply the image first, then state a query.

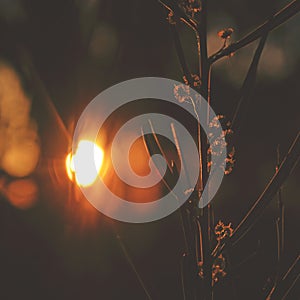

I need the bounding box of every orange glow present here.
[5,179,38,209]
[65,152,75,181]
[66,140,104,187]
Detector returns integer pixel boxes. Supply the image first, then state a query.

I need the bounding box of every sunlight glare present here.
[66,140,104,187]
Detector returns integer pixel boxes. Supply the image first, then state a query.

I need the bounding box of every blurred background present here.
[0,0,299,299]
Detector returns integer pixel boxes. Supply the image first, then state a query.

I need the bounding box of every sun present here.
[65,140,104,187]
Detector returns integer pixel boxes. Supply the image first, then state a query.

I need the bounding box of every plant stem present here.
[196,1,213,299]
[232,132,300,246]
[213,132,300,258]
[170,23,193,86]
[209,0,300,64]
[116,234,153,300]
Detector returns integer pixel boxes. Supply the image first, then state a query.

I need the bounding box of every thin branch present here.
[231,132,300,246]
[170,160,191,255]
[196,2,214,299]
[197,3,209,99]
[230,34,268,131]
[171,123,192,187]
[142,125,194,259]
[273,145,285,288]
[142,121,173,175]
[276,146,285,257]
[280,274,300,300]
[160,4,212,299]
[180,256,188,300]
[231,243,260,272]
[170,24,194,86]
[158,0,197,30]
[19,49,71,143]
[266,255,300,300]
[116,234,153,300]
[213,132,300,257]
[209,0,300,64]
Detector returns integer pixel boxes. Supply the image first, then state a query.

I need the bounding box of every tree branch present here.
[232,132,300,246]
[170,23,193,86]
[209,0,300,64]
[213,132,300,257]
[230,34,268,132]
[158,0,197,30]
[266,255,300,300]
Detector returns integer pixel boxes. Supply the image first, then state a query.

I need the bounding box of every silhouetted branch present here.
[158,0,197,30]
[213,132,300,258]
[266,255,300,299]
[197,2,213,298]
[230,34,268,131]
[197,1,208,99]
[232,132,300,246]
[20,49,71,143]
[157,2,300,299]
[170,24,193,86]
[209,0,300,64]
[116,234,153,300]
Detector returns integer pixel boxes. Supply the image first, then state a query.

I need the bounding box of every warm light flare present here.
[66,140,104,187]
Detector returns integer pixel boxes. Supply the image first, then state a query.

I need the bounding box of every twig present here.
[276,146,285,257]
[266,143,287,298]
[232,244,260,272]
[266,255,300,299]
[171,160,191,255]
[274,145,285,286]
[158,0,197,30]
[230,34,268,132]
[197,3,209,99]
[180,256,188,300]
[232,132,300,246]
[142,125,193,257]
[19,49,71,143]
[197,1,213,299]
[209,0,300,64]
[171,123,191,187]
[170,24,193,86]
[213,132,300,257]
[116,234,153,300]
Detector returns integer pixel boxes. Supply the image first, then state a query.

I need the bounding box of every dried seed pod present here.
[183,74,201,88]
[173,83,191,103]
[207,115,236,175]
[179,0,202,17]
[212,254,227,284]
[218,28,234,39]
[214,220,234,241]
